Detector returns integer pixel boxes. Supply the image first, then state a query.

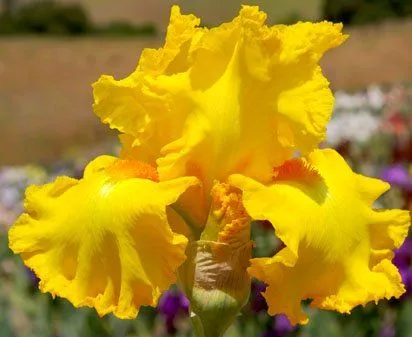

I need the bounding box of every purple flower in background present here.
[379,324,396,337]
[26,268,39,288]
[251,280,268,313]
[251,282,295,337]
[379,311,396,337]
[262,314,295,337]
[273,314,295,336]
[393,237,412,295]
[380,164,412,191]
[157,290,190,334]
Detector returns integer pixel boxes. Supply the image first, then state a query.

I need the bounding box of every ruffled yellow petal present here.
[8,155,198,319]
[93,5,346,186]
[93,6,202,167]
[229,149,410,325]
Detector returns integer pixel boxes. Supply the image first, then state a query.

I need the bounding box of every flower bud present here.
[179,240,252,337]
[178,182,252,336]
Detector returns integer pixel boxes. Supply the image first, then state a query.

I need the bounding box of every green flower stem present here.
[190,313,206,337]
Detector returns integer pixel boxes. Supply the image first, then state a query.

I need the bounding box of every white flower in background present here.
[334,90,368,111]
[328,85,385,146]
[0,166,47,189]
[326,110,381,146]
[0,187,20,209]
[0,166,47,226]
[367,85,385,110]
[334,85,385,112]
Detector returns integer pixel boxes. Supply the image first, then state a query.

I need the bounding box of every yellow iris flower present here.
[8,4,410,328]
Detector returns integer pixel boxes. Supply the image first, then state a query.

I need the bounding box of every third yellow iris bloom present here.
[9,4,410,328]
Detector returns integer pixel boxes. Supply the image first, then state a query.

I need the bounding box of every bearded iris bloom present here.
[8,5,410,336]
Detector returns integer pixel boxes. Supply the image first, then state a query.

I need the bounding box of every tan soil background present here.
[1,20,411,165]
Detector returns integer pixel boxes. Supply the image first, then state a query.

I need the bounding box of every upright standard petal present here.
[8,156,198,319]
[93,6,347,186]
[230,149,410,324]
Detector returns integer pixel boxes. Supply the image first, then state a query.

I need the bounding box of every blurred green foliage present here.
[0,1,90,35]
[0,0,157,36]
[323,0,412,25]
[16,1,89,35]
[276,11,306,25]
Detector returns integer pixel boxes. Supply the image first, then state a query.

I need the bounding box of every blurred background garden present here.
[1,0,412,336]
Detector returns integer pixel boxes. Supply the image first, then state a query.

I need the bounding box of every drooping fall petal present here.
[93,5,346,186]
[8,155,198,319]
[229,149,410,325]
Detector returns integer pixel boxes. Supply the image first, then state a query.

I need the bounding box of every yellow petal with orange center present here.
[229,149,410,324]
[8,155,198,319]
[93,6,346,186]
